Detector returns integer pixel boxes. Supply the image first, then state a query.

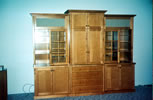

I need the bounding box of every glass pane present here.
[105,55,111,61]
[59,54,66,62]
[106,31,111,41]
[120,52,131,63]
[120,42,130,50]
[113,41,118,50]
[36,18,65,27]
[112,52,117,61]
[120,30,130,41]
[51,31,66,63]
[52,55,58,63]
[113,31,118,40]
[35,54,49,60]
[106,19,130,27]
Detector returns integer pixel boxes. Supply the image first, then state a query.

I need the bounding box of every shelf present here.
[105,47,112,49]
[120,58,129,61]
[106,53,112,55]
[120,41,130,43]
[120,49,130,52]
[52,41,65,43]
[35,50,50,54]
[51,52,65,54]
[52,48,65,50]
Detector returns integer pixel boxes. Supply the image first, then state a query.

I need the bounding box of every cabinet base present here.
[34,89,135,99]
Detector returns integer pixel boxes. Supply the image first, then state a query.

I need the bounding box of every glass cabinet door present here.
[105,29,131,63]
[105,31,118,62]
[51,31,66,64]
[119,29,131,63]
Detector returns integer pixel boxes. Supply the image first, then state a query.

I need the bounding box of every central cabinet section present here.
[71,13,104,64]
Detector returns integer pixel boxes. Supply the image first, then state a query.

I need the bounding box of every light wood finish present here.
[71,13,87,29]
[72,29,87,64]
[35,66,69,96]
[72,66,103,93]
[71,13,104,64]
[120,64,134,89]
[35,68,52,96]
[32,10,136,99]
[88,13,103,64]
[104,64,120,91]
[52,67,69,94]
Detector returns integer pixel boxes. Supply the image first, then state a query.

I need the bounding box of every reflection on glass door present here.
[105,31,118,62]
[51,31,66,63]
[119,29,131,63]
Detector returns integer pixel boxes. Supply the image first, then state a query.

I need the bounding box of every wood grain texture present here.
[33,10,135,99]
[53,67,69,94]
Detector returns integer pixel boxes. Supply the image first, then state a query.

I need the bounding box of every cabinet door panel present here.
[35,68,52,96]
[121,65,134,89]
[71,14,87,29]
[72,29,87,64]
[53,67,69,94]
[88,13,103,27]
[88,30,101,64]
[105,65,120,91]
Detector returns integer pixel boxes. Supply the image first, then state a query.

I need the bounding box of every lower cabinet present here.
[34,64,135,98]
[34,67,69,96]
[104,64,135,91]
[104,64,120,91]
[72,66,103,93]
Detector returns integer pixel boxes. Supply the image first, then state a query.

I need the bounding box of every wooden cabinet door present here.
[35,68,52,96]
[72,29,87,64]
[88,29,101,64]
[52,67,69,94]
[71,13,87,64]
[71,13,87,29]
[121,65,134,89]
[104,65,120,91]
[88,14,103,64]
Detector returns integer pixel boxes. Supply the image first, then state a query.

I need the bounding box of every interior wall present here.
[0,0,152,94]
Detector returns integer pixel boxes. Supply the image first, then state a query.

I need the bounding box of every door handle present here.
[86,51,90,53]
[50,69,55,72]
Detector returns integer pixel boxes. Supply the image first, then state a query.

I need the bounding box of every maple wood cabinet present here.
[35,67,69,96]
[31,10,136,99]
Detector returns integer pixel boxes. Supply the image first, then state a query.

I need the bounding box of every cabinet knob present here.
[51,69,55,72]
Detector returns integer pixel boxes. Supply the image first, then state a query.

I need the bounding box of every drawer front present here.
[72,71,102,79]
[72,85,102,93]
[72,66,102,72]
[72,79,102,86]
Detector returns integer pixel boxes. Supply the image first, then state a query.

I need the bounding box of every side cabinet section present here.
[35,67,69,96]
[104,65,120,91]
[104,64,135,91]
[120,64,135,90]
[35,68,52,96]
[53,67,69,94]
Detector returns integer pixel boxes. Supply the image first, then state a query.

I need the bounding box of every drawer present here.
[72,85,102,93]
[72,79,102,86]
[72,71,102,79]
[72,66,102,72]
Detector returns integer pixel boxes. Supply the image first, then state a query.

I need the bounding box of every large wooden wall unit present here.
[31,10,136,99]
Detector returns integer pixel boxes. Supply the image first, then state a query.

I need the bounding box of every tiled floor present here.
[8,86,152,100]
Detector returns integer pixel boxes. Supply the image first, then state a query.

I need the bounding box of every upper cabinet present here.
[32,14,69,66]
[67,10,106,65]
[104,15,135,63]
[31,10,135,67]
